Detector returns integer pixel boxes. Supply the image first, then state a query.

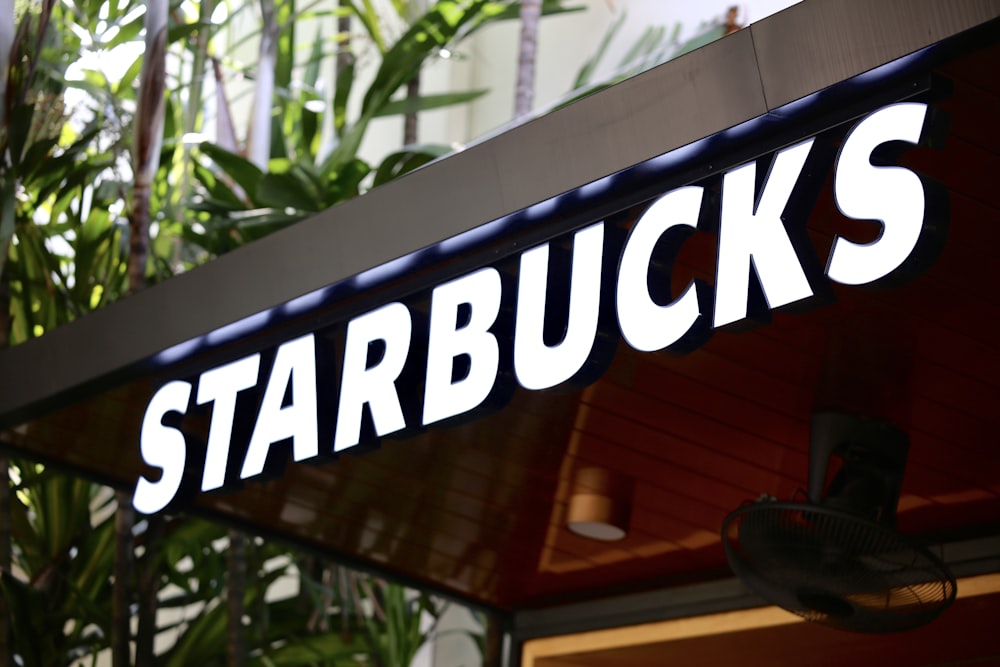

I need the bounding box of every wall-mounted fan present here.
[721,412,956,633]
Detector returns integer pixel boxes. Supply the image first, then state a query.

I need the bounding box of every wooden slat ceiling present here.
[3,35,999,614]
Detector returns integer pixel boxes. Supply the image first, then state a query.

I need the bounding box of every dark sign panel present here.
[135,102,949,514]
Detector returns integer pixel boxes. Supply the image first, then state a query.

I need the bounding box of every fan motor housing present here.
[721,413,957,632]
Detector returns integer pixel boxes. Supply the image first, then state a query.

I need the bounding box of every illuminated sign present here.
[133,102,948,514]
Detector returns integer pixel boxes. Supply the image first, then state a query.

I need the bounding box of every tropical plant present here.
[557,6,742,110]
[1,1,131,342]
[0,1,126,663]
[1,0,527,664]
[186,0,582,256]
[7,466,462,666]
[7,1,743,665]
[4,467,117,666]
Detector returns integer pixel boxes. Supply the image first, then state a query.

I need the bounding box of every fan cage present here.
[722,502,957,633]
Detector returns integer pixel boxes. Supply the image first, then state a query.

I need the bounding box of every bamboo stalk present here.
[513,0,541,119]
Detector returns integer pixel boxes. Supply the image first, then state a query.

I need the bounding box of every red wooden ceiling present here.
[3,39,999,614]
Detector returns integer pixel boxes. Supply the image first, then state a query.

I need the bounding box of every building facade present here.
[2,1,999,664]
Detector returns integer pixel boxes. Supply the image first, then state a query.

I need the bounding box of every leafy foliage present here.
[3,468,116,665]
[187,0,582,256]
[1,0,725,664]
[1,1,130,341]
[554,10,729,111]
[1,0,518,664]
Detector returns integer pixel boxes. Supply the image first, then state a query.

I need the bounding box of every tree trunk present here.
[111,492,134,667]
[0,265,13,667]
[135,516,164,667]
[403,73,420,145]
[182,0,214,140]
[226,529,247,667]
[0,0,12,132]
[513,0,541,119]
[173,0,216,270]
[127,185,152,293]
[0,251,12,663]
[2,8,18,667]
[0,0,15,286]
[336,7,351,79]
[247,0,278,169]
[0,242,8,351]
[117,3,169,664]
[482,613,504,667]
[128,0,168,294]
[0,455,9,667]
[724,6,743,35]
[332,1,352,142]
[402,0,425,145]
[213,58,239,152]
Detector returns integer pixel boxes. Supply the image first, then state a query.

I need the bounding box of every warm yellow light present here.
[521,573,1000,667]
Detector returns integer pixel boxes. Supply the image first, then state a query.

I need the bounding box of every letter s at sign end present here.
[134,381,192,514]
[827,102,949,287]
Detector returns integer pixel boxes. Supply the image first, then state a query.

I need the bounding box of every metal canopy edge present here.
[1,0,998,426]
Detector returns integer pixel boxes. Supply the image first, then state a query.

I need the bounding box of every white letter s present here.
[134,381,192,514]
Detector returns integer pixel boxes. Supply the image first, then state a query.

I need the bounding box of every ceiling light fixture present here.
[566,466,631,541]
